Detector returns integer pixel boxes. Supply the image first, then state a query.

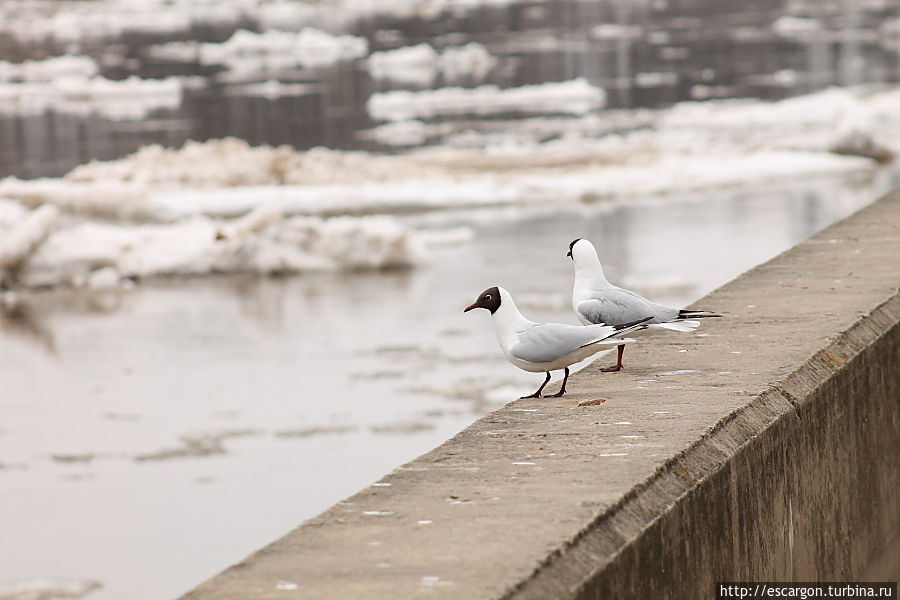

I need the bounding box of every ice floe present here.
[60,138,445,188]
[223,79,315,99]
[0,204,60,280]
[367,78,607,121]
[363,120,433,147]
[0,55,99,82]
[658,86,900,159]
[0,0,531,44]
[3,204,424,289]
[1,85,897,289]
[772,16,822,38]
[0,75,183,119]
[0,0,255,42]
[1,86,896,223]
[150,28,368,75]
[368,42,496,86]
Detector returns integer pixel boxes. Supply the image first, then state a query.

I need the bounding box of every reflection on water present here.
[1,0,898,597]
[0,300,58,354]
[2,0,900,177]
[0,171,890,600]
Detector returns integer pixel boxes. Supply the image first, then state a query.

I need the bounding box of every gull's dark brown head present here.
[464,286,501,314]
[566,238,582,258]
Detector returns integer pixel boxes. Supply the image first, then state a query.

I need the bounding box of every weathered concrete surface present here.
[181,191,900,599]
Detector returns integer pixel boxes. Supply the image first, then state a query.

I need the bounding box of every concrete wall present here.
[181,190,900,600]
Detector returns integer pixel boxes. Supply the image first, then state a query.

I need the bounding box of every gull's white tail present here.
[650,320,701,333]
[597,336,636,345]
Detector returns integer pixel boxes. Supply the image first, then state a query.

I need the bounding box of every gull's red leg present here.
[600,344,625,373]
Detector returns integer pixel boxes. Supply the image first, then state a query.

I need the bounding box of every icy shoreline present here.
[1,85,896,219]
[1,85,897,290]
[0,201,426,290]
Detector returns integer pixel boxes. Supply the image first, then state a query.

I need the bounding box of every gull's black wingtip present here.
[678,310,722,319]
[614,316,653,330]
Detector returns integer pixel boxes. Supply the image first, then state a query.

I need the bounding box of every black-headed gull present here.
[568,238,720,372]
[464,286,651,398]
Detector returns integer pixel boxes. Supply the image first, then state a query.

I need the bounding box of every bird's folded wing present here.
[510,323,617,364]
[577,288,677,324]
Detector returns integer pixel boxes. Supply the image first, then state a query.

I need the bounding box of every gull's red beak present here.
[464,303,478,312]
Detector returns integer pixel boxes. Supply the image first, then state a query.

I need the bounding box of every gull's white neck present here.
[490,288,534,348]
[573,245,610,289]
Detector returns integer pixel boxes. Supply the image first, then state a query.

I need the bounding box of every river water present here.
[1,171,894,599]
[1,0,899,598]
[2,0,900,178]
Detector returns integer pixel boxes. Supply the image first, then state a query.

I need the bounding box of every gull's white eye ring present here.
[484,294,492,301]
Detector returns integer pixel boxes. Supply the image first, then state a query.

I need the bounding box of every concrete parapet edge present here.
[505,293,899,599]
[182,190,900,600]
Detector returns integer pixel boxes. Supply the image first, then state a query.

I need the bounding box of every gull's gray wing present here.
[510,323,618,364]
[576,288,678,325]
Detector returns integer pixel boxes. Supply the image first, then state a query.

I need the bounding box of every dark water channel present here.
[1,0,899,178]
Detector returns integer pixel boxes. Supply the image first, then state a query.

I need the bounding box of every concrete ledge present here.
[182,191,900,599]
